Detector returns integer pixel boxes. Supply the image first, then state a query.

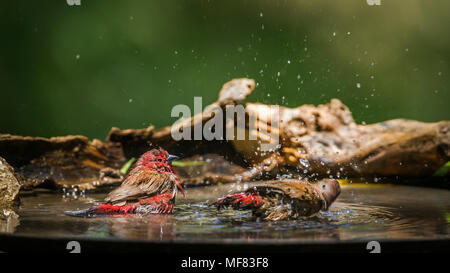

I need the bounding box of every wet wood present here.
[0,135,125,191]
[241,100,450,178]
[0,78,448,193]
[0,157,20,207]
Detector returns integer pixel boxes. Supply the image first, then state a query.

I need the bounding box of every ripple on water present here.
[7,184,450,242]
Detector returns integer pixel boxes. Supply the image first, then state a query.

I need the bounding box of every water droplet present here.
[299,158,310,168]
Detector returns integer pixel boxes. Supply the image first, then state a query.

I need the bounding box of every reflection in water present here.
[0,209,19,233]
[103,215,176,240]
[7,184,450,242]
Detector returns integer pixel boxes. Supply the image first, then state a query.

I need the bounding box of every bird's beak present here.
[167,154,179,163]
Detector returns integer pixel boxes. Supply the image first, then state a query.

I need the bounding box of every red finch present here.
[65,148,184,217]
[213,179,340,221]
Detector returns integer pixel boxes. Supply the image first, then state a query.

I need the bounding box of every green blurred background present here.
[1,0,449,140]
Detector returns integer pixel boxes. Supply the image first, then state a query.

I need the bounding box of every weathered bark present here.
[241,100,450,177]
[0,157,20,207]
[0,157,21,233]
[0,78,448,192]
[0,135,125,191]
[145,79,450,180]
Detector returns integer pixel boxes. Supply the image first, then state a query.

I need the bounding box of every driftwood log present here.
[0,78,448,199]
[0,135,125,191]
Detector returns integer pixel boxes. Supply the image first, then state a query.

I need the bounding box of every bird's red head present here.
[135,147,185,198]
[136,148,179,174]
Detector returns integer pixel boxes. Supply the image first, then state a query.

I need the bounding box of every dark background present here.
[1,0,448,139]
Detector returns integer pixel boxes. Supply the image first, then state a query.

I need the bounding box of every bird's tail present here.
[65,193,174,217]
[64,203,137,218]
[213,191,264,210]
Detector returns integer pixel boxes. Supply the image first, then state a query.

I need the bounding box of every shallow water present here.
[5,183,450,242]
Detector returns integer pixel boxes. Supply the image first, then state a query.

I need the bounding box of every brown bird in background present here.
[214,179,341,220]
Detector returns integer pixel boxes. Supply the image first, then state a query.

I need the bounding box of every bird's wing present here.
[246,180,325,216]
[246,180,315,199]
[104,169,176,204]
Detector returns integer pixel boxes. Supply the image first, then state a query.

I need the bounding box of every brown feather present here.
[245,180,326,219]
[105,169,177,204]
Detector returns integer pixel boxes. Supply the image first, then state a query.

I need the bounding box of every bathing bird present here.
[213,179,341,220]
[65,148,184,217]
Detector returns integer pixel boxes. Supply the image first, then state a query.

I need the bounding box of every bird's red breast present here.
[104,147,184,206]
[65,147,184,217]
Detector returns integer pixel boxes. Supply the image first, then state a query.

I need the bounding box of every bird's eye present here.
[322,184,326,189]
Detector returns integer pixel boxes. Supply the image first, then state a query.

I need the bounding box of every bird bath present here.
[1,180,448,252]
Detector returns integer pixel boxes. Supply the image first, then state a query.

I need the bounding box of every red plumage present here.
[213,180,341,220]
[215,192,264,210]
[65,148,183,217]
